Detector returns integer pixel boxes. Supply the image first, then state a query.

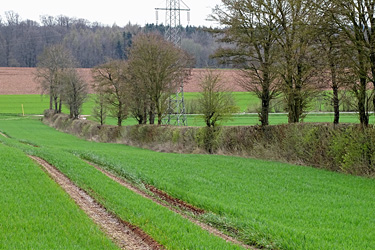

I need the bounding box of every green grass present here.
[0,143,119,249]
[1,93,368,126]
[89,113,363,127]
[1,116,375,249]
[0,94,96,115]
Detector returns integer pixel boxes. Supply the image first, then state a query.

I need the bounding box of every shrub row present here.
[43,110,375,177]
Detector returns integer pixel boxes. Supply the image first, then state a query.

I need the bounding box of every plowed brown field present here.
[0,67,245,95]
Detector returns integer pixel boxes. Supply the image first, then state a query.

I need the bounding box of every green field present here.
[0,94,368,126]
[97,112,362,126]
[0,143,118,249]
[1,115,375,249]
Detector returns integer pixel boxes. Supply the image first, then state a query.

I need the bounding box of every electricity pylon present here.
[155,1,190,126]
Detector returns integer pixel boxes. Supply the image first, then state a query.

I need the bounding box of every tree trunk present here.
[288,89,301,123]
[333,84,340,125]
[49,87,53,110]
[149,102,155,124]
[142,104,148,124]
[260,70,271,126]
[329,57,340,124]
[358,77,369,126]
[260,90,270,126]
[58,98,62,114]
[117,105,122,126]
[117,116,122,126]
[54,96,58,113]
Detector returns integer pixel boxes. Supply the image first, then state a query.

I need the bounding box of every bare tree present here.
[327,0,375,126]
[212,0,322,123]
[128,76,149,125]
[128,33,193,125]
[35,44,76,113]
[92,92,107,126]
[211,0,280,126]
[197,70,239,127]
[92,60,129,126]
[316,10,350,125]
[59,68,88,119]
[269,0,323,123]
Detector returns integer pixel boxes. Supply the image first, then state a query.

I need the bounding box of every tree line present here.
[0,11,220,68]
[36,33,195,125]
[211,0,375,127]
[36,35,236,129]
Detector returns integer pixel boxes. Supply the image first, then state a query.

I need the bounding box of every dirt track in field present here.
[0,67,245,95]
[87,161,256,250]
[29,156,163,250]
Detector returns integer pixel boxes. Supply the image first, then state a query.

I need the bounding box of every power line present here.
[155,0,190,126]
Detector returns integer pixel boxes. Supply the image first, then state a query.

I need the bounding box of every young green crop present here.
[1,116,375,249]
[0,143,119,249]
[0,117,245,250]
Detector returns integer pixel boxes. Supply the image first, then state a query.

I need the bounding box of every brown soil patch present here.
[87,161,256,250]
[0,67,245,95]
[29,156,163,250]
[145,184,205,215]
[0,67,94,95]
[185,69,246,92]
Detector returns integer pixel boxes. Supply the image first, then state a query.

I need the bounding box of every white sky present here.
[1,0,222,27]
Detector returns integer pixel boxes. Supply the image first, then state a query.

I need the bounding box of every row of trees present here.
[0,11,220,68]
[36,33,193,125]
[211,0,375,126]
[36,45,87,119]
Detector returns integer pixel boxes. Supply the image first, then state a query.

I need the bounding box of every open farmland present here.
[1,116,375,249]
[0,67,245,95]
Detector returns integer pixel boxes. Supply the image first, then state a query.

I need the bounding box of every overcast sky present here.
[1,0,222,27]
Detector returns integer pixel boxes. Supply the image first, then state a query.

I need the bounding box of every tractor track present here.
[86,161,256,250]
[29,155,163,250]
[0,132,8,138]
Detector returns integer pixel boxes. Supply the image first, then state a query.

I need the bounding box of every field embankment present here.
[44,111,375,177]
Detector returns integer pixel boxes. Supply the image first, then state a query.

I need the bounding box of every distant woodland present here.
[0,11,221,68]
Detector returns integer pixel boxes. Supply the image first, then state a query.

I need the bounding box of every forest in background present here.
[0,11,222,68]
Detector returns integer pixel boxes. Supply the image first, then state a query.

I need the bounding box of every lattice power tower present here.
[156,1,190,126]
